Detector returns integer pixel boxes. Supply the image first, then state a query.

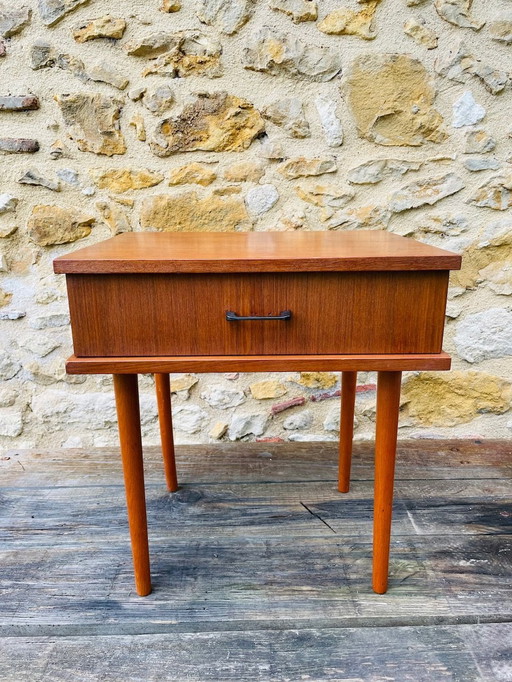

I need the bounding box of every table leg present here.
[372,371,402,594]
[113,374,151,597]
[338,371,357,493]
[155,373,178,492]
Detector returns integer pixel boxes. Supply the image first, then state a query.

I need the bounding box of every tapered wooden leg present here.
[372,371,402,594]
[155,373,178,492]
[113,374,151,597]
[338,371,357,493]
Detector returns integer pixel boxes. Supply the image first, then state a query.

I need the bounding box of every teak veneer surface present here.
[53,231,462,274]
[66,270,449,357]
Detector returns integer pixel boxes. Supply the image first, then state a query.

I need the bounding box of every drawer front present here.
[66,271,449,357]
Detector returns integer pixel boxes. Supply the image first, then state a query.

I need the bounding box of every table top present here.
[53,231,461,274]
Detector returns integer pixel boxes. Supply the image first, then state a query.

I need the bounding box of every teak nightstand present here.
[54,231,461,596]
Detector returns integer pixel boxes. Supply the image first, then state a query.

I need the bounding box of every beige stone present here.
[0,288,12,307]
[129,114,146,142]
[143,86,174,114]
[467,172,512,211]
[324,204,391,230]
[223,160,265,183]
[55,93,126,156]
[150,92,265,157]
[87,61,129,90]
[209,421,228,439]
[28,205,95,246]
[140,192,251,232]
[124,32,176,57]
[250,380,288,399]
[403,18,438,49]
[489,20,512,44]
[388,174,465,212]
[345,53,446,146]
[96,201,131,234]
[197,0,254,35]
[90,169,164,193]
[277,157,337,179]
[270,0,317,23]
[402,371,511,426]
[479,261,512,296]
[141,32,222,78]
[451,220,512,290]
[296,372,337,389]
[169,163,217,186]
[318,1,380,40]
[294,184,355,209]
[263,98,310,138]
[73,16,126,42]
[170,374,198,393]
[161,0,181,11]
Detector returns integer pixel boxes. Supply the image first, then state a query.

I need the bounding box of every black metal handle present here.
[226,310,292,321]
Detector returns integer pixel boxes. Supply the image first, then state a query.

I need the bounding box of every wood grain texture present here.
[155,373,178,493]
[66,270,450,357]
[53,231,462,274]
[0,442,510,631]
[113,374,151,597]
[0,624,510,681]
[65,352,452,374]
[373,371,402,594]
[338,371,357,493]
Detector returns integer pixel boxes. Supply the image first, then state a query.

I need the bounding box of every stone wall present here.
[0,0,511,449]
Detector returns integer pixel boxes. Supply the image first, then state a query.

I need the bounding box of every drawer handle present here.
[226,310,292,322]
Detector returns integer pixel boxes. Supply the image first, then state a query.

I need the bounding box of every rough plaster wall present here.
[0,0,511,450]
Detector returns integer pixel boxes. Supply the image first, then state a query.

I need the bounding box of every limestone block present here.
[28,205,94,246]
[200,385,246,408]
[455,308,512,362]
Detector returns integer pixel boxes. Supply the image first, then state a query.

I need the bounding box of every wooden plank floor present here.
[0,440,511,681]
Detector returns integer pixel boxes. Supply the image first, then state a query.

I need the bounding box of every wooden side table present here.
[54,231,461,596]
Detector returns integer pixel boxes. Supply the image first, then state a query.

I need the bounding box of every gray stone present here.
[56,168,79,185]
[245,184,279,216]
[463,157,501,172]
[197,0,254,34]
[434,0,484,30]
[140,31,223,79]
[388,174,465,212]
[479,262,512,296]
[200,385,246,408]
[0,351,20,381]
[0,138,39,153]
[244,27,342,82]
[0,409,23,437]
[324,205,391,230]
[0,4,31,38]
[348,159,422,185]
[472,63,509,95]
[19,335,60,357]
[263,98,310,138]
[173,405,208,433]
[455,308,512,363]
[314,97,343,147]
[258,137,284,160]
[435,41,474,83]
[0,194,17,214]
[287,433,337,442]
[452,91,485,128]
[0,96,39,112]
[228,413,268,440]
[445,301,463,319]
[143,86,174,114]
[31,40,56,69]
[0,310,26,320]
[31,389,118,430]
[38,0,90,27]
[283,409,313,430]
[464,128,495,154]
[29,313,70,330]
[19,169,60,191]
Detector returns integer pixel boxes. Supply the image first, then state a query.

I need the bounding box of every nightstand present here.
[54,231,461,596]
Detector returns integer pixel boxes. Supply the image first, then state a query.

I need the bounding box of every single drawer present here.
[66,270,449,357]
